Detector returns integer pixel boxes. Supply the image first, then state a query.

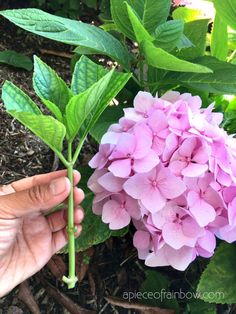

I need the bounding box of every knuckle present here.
[28,184,48,205]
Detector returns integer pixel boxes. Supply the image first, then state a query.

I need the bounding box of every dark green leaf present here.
[197,242,236,304]
[154,20,184,52]
[33,55,72,113]
[177,34,194,50]
[90,104,124,142]
[211,13,228,61]
[111,0,171,40]
[66,69,114,140]
[2,81,41,115]
[125,2,153,43]
[142,0,171,33]
[0,9,130,69]
[165,56,236,94]
[141,40,212,73]
[71,55,107,95]
[0,50,33,71]
[67,64,131,141]
[176,19,209,60]
[8,112,66,153]
[140,270,179,312]
[213,0,236,31]
[188,300,216,314]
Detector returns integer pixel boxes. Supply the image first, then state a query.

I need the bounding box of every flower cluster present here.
[88,91,236,270]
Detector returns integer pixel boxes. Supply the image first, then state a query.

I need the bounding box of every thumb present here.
[0,177,71,219]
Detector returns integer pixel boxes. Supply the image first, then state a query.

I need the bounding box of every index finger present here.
[9,170,81,192]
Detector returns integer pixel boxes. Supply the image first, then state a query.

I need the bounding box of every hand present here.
[0,170,84,297]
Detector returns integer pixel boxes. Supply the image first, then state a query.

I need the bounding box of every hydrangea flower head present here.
[89,91,236,271]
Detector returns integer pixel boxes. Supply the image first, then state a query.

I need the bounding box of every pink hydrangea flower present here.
[89,90,236,271]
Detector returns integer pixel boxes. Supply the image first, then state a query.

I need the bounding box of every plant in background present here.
[1,55,131,288]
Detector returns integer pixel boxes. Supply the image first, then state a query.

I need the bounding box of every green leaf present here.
[90,104,124,142]
[177,34,194,50]
[67,66,131,141]
[141,40,212,73]
[0,50,33,71]
[142,0,171,33]
[0,8,130,69]
[2,81,41,115]
[71,55,107,95]
[8,112,66,153]
[42,99,63,122]
[140,270,179,312]
[111,0,171,40]
[66,69,114,140]
[165,56,236,94]
[176,19,209,60]
[188,300,216,314]
[125,2,153,43]
[197,242,236,304]
[213,0,236,31]
[33,55,72,113]
[172,7,203,22]
[211,13,228,61]
[154,20,184,52]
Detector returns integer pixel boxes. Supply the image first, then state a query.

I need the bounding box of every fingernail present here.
[50,177,70,196]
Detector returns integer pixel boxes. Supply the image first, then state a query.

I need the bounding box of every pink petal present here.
[179,137,197,157]
[158,168,186,199]
[161,91,180,102]
[125,196,141,220]
[133,124,152,159]
[197,230,216,253]
[108,159,131,178]
[148,110,168,133]
[182,217,205,238]
[182,163,208,177]
[123,173,150,199]
[193,144,210,164]
[110,133,135,158]
[133,230,150,250]
[98,172,126,193]
[228,198,236,226]
[88,169,107,193]
[134,91,155,114]
[189,199,216,227]
[141,187,166,213]
[169,160,187,176]
[145,248,169,267]
[162,222,196,249]
[166,246,195,271]
[101,132,121,145]
[102,200,130,229]
[133,150,159,173]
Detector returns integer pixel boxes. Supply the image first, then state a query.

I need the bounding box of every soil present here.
[0,14,145,314]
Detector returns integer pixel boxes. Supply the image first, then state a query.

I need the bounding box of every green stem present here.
[72,137,85,165]
[62,141,78,289]
[139,58,144,89]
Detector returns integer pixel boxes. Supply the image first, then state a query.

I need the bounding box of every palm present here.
[0,214,54,290]
[0,170,84,297]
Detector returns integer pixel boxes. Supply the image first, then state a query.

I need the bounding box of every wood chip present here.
[18,281,40,314]
[105,296,175,314]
